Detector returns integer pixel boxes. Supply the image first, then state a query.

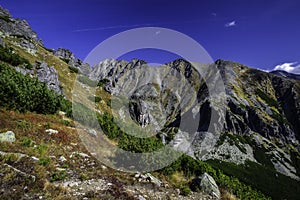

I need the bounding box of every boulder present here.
[0,131,16,142]
[36,61,62,94]
[189,173,220,199]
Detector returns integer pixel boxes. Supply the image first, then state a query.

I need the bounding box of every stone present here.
[0,131,16,142]
[88,129,97,137]
[46,129,58,135]
[189,173,220,199]
[136,195,146,200]
[0,6,42,44]
[78,152,90,158]
[144,173,162,187]
[14,61,62,94]
[31,156,39,162]
[36,61,62,94]
[19,38,37,52]
[54,48,91,75]
[59,156,67,162]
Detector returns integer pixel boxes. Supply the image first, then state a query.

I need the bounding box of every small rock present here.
[137,195,146,200]
[58,111,66,117]
[88,129,97,137]
[56,167,66,171]
[31,156,39,162]
[46,129,58,135]
[78,152,89,158]
[0,131,16,142]
[59,156,67,162]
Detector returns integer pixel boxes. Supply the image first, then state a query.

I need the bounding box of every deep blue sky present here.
[1,0,300,70]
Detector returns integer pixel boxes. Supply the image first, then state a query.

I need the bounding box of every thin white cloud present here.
[211,12,217,17]
[225,20,236,27]
[73,23,152,32]
[273,62,300,74]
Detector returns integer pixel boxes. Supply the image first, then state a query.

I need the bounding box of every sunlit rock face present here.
[90,57,300,180]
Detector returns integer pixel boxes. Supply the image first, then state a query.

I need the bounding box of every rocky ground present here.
[0,110,222,200]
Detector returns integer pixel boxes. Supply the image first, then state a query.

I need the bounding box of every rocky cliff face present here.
[89,58,300,180]
[0,6,41,44]
[0,6,90,96]
[54,48,91,75]
[16,61,63,94]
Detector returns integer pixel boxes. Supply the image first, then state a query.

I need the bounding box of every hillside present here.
[1,5,300,200]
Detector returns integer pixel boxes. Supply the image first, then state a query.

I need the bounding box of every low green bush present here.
[0,63,72,115]
[0,45,32,69]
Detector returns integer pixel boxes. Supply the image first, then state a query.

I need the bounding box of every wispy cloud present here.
[73,23,153,32]
[273,62,300,74]
[73,19,208,33]
[225,20,236,27]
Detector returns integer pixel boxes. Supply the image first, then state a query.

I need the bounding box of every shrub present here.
[0,45,32,69]
[180,185,191,196]
[88,96,101,103]
[51,171,68,182]
[0,63,72,115]
[21,137,35,147]
[97,78,110,87]
[60,58,70,64]
[38,157,51,166]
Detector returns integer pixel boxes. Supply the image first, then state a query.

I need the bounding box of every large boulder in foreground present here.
[189,172,220,199]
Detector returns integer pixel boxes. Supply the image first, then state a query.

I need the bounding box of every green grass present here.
[0,45,32,69]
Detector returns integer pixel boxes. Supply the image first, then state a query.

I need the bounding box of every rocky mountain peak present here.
[0,5,10,17]
[0,6,41,45]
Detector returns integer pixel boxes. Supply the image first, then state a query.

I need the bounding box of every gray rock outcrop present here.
[0,6,42,44]
[16,61,62,94]
[36,61,62,94]
[54,48,91,75]
[189,173,220,199]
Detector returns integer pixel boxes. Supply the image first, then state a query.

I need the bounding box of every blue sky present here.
[1,0,300,72]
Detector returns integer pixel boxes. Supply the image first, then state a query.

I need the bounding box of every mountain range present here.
[0,5,299,200]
